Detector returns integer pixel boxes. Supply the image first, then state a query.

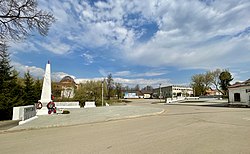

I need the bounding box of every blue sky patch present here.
[9,0,250,87]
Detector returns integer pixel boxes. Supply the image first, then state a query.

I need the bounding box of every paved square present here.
[0,100,250,154]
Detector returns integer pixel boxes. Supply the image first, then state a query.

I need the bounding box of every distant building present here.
[57,76,77,99]
[205,88,222,96]
[141,90,153,99]
[153,85,193,98]
[123,90,153,99]
[124,91,139,99]
[228,79,250,107]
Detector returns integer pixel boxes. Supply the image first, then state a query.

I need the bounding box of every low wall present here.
[185,97,199,100]
[165,97,186,103]
[55,102,80,108]
[84,101,96,108]
[12,105,36,121]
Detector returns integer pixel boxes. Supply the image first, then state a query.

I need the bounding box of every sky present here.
[9,0,250,88]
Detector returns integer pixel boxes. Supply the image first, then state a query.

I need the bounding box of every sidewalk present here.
[8,105,164,131]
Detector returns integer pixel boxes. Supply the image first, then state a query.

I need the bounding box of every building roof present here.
[60,76,74,82]
[60,76,76,84]
[229,78,250,88]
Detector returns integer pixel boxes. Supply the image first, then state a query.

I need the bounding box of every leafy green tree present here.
[191,74,206,96]
[106,74,114,100]
[22,71,38,105]
[210,69,223,94]
[0,42,23,120]
[191,69,233,97]
[0,42,13,86]
[74,81,104,106]
[219,70,233,96]
[203,71,213,89]
[115,82,122,99]
[124,86,130,91]
[134,84,140,91]
[51,81,62,99]
[34,78,42,101]
[142,85,153,91]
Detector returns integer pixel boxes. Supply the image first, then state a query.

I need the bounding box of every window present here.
[234,93,241,102]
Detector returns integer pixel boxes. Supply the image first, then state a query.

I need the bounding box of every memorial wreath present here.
[36,102,43,109]
[47,101,56,114]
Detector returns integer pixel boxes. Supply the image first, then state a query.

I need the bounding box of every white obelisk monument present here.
[37,61,52,115]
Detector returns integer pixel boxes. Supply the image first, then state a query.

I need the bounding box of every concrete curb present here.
[19,116,38,125]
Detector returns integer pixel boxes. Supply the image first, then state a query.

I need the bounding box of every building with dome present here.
[55,76,77,99]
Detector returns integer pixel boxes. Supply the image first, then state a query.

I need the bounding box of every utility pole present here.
[102,80,104,106]
[159,83,162,103]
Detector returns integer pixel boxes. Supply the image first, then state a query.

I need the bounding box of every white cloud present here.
[51,72,75,81]
[12,62,75,81]
[70,0,250,71]
[113,70,167,77]
[81,51,94,65]
[12,62,45,78]
[98,69,109,77]
[134,72,167,77]
[10,0,250,82]
[122,0,250,70]
[113,71,131,76]
[38,39,71,55]
[75,77,172,88]
[113,77,171,88]
[11,62,177,88]
[9,41,39,54]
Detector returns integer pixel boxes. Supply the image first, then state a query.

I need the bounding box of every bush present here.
[62,110,70,114]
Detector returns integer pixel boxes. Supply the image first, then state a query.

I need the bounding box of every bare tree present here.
[210,69,224,94]
[204,71,213,89]
[134,84,140,91]
[0,0,55,41]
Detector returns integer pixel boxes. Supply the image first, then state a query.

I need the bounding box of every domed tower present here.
[60,76,75,84]
[60,76,76,99]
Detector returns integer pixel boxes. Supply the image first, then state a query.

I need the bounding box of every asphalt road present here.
[0,99,250,154]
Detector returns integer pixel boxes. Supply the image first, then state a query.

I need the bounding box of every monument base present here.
[36,107,48,115]
[84,101,96,108]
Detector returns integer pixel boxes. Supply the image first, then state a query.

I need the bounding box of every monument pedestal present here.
[36,101,51,115]
[84,101,96,108]
[36,107,48,115]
